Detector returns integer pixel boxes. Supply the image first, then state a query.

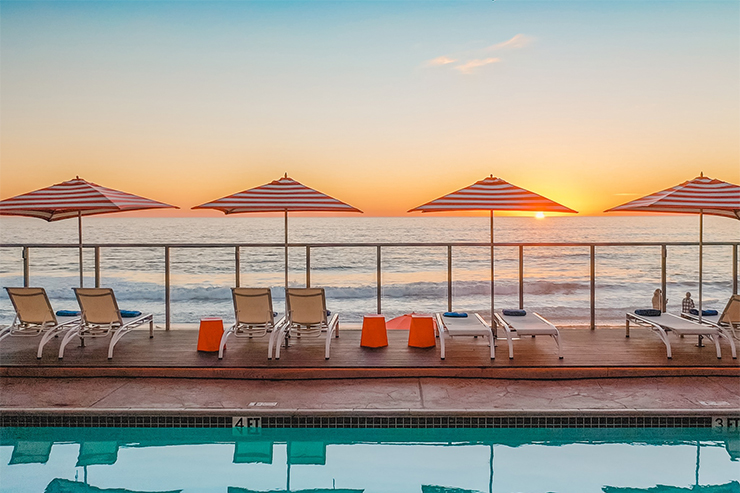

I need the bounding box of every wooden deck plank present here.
[1,327,737,380]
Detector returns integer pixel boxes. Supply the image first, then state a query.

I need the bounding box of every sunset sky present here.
[1,0,738,217]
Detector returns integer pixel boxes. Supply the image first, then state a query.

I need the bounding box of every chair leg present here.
[439,333,446,360]
[554,331,563,359]
[219,329,232,360]
[37,327,62,359]
[710,335,722,359]
[724,332,738,359]
[654,328,672,359]
[267,331,275,360]
[58,328,81,359]
[507,334,514,359]
[488,332,495,360]
[108,327,130,360]
[274,327,287,360]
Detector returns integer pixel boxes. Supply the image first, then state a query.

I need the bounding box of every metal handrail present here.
[2,241,738,330]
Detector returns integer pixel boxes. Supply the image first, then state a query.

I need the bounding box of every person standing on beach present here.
[651,289,666,311]
[682,292,696,313]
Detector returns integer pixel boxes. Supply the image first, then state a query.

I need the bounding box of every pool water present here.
[1,427,738,492]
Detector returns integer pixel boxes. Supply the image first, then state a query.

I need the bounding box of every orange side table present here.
[408,315,436,348]
[197,317,224,352]
[361,314,388,348]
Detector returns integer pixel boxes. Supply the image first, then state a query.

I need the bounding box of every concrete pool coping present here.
[2,376,738,427]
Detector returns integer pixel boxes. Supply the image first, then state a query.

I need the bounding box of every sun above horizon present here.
[535,212,545,219]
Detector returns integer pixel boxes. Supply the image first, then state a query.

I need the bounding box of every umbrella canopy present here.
[409,175,577,214]
[194,174,362,287]
[605,174,740,321]
[0,177,177,287]
[409,175,578,317]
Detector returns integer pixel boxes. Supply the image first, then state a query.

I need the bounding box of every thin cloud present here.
[488,33,534,51]
[426,56,457,67]
[454,58,500,74]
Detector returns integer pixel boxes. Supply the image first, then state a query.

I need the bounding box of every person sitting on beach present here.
[682,292,695,313]
[651,289,666,311]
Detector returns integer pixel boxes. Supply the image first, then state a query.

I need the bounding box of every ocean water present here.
[0,215,737,326]
[0,427,738,493]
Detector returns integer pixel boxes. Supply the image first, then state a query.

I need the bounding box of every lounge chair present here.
[434,313,495,360]
[626,311,737,359]
[233,440,274,464]
[681,294,740,336]
[2,287,80,359]
[75,441,119,467]
[494,311,563,359]
[58,288,153,360]
[218,288,286,360]
[8,441,53,465]
[288,441,326,465]
[274,288,339,360]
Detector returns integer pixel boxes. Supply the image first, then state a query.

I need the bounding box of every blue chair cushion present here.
[443,312,468,318]
[120,310,142,318]
[635,309,661,317]
[56,310,80,317]
[689,309,718,316]
[502,309,526,316]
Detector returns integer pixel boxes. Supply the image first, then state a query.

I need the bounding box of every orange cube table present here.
[361,314,388,348]
[197,317,224,352]
[408,315,436,348]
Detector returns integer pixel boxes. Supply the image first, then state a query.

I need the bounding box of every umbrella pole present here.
[490,210,495,322]
[284,210,289,290]
[698,210,703,324]
[78,211,84,288]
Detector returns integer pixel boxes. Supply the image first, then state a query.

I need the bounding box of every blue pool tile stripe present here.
[0,414,714,429]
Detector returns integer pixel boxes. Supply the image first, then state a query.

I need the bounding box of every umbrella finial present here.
[700,171,704,177]
[284,172,288,178]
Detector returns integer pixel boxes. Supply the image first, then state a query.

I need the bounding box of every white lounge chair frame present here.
[59,288,153,360]
[275,288,339,360]
[2,287,80,359]
[218,288,286,360]
[494,311,563,360]
[626,312,737,359]
[434,313,494,360]
[680,294,740,340]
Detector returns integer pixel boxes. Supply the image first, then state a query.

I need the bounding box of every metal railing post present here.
[733,244,738,295]
[518,245,524,310]
[22,247,29,287]
[306,246,311,288]
[447,245,452,312]
[94,246,101,288]
[165,246,171,331]
[661,245,667,312]
[376,246,382,314]
[590,245,595,330]
[235,246,240,287]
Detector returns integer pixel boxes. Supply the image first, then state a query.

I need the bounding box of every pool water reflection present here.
[1,427,738,492]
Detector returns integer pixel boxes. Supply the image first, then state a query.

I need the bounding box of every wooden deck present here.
[1,327,738,379]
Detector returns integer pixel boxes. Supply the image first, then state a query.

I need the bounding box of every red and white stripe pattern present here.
[606,176,740,219]
[409,175,578,213]
[0,178,177,221]
[194,176,362,213]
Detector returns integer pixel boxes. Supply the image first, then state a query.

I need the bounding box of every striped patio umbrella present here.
[605,174,740,321]
[0,177,177,287]
[409,175,578,318]
[194,174,362,287]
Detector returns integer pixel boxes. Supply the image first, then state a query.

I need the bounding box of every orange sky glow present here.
[1,2,738,217]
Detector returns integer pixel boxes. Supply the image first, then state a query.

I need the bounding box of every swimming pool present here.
[1,427,738,492]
